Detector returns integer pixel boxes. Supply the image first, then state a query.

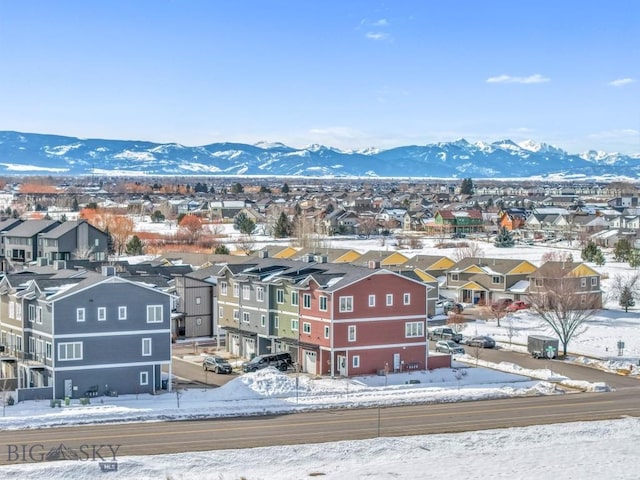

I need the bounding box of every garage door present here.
[303,351,317,374]
[229,334,240,356]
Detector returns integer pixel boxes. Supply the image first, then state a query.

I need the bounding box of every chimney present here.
[368,260,381,269]
[101,265,116,276]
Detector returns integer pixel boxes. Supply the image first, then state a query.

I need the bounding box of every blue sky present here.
[0,1,638,154]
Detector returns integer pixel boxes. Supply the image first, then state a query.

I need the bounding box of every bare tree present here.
[357,217,379,238]
[235,235,255,255]
[482,303,508,327]
[292,216,324,250]
[72,246,95,260]
[452,242,485,262]
[528,263,601,356]
[446,313,466,333]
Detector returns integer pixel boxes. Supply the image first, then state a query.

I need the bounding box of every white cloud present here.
[589,128,640,140]
[608,78,635,87]
[486,74,550,84]
[371,18,389,27]
[365,32,390,41]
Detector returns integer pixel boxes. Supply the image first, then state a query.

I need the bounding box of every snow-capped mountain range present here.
[0,131,638,179]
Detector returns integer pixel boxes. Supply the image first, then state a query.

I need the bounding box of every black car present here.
[464,336,496,348]
[203,356,233,374]
[241,352,292,373]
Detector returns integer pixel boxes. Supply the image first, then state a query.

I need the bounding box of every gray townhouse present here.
[0,219,109,271]
[0,264,174,401]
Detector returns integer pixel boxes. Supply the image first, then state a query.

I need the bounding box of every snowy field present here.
[2,220,638,478]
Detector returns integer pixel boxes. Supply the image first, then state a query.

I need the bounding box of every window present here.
[386,294,393,306]
[97,307,106,321]
[581,294,587,305]
[233,309,239,320]
[291,291,299,306]
[303,322,311,334]
[118,306,127,320]
[219,307,224,318]
[196,317,202,326]
[276,289,285,304]
[242,285,250,300]
[142,338,152,356]
[352,355,360,368]
[291,319,299,331]
[220,281,228,296]
[196,296,201,305]
[29,337,35,354]
[492,276,501,284]
[16,303,21,321]
[45,342,52,360]
[29,305,35,323]
[256,287,265,302]
[260,315,266,327]
[274,316,280,328]
[451,273,459,282]
[405,321,424,338]
[303,293,311,309]
[36,307,43,324]
[403,293,410,305]
[324,325,330,339]
[233,283,239,298]
[8,301,14,319]
[58,342,82,361]
[319,296,327,311]
[76,308,85,322]
[348,325,356,342]
[339,296,353,312]
[242,312,250,323]
[368,294,375,307]
[591,277,598,287]
[140,371,149,386]
[146,305,163,323]
[581,278,587,288]
[535,278,544,287]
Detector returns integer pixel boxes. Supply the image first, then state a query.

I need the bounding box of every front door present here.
[337,355,347,376]
[393,353,401,372]
[64,379,72,398]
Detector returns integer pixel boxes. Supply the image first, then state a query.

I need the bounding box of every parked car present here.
[463,336,496,348]
[428,327,463,343]
[203,356,233,374]
[435,340,466,355]
[506,301,530,311]
[241,352,293,373]
[490,298,513,311]
[451,232,466,239]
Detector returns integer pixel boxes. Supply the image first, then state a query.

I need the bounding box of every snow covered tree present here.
[494,227,514,248]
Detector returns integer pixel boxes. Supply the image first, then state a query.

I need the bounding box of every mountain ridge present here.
[0,130,638,179]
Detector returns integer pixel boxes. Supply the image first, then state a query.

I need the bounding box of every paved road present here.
[2,387,639,464]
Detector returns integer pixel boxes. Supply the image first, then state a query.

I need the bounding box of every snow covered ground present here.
[2,222,638,478]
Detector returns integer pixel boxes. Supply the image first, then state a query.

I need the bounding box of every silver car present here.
[435,340,465,355]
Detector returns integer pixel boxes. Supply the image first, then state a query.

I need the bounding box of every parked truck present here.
[527,335,559,359]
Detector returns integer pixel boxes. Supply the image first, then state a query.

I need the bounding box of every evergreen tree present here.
[104,227,115,255]
[281,183,290,194]
[231,182,244,194]
[494,227,515,248]
[629,250,640,269]
[125,235,145,255]
[60,214,67,222]
[581,241,604,263]
[273,212,293,238]
[233,212,256,235]
[213,243,230,255]
[460,178,475,195]
[71,197,79,212]
[151,210,165,223]
[613,238,632,262]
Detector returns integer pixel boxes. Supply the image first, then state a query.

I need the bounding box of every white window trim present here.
[291,319,299,331]
[386,294,393,306]
[142,338,152,356]
[324,325,330,339]
[303,293,312,309]
[97,307,106,321]
[319,296,327,311]
[58,342,83,361]
[368,294,375,307]
[146,305,163,323]
[76,308,85,323]
[140,371,149,386]
[257,287,265,302]
[242,285,250,301]
[118,306,127,320]
[403,293,410,305]
[352,355,360,368]
[242,312,250,324]
[405,321,424,338]
[303,322,311,334]
[348,325,356,342]
[339,296,353,313]
[220,281,228,296]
